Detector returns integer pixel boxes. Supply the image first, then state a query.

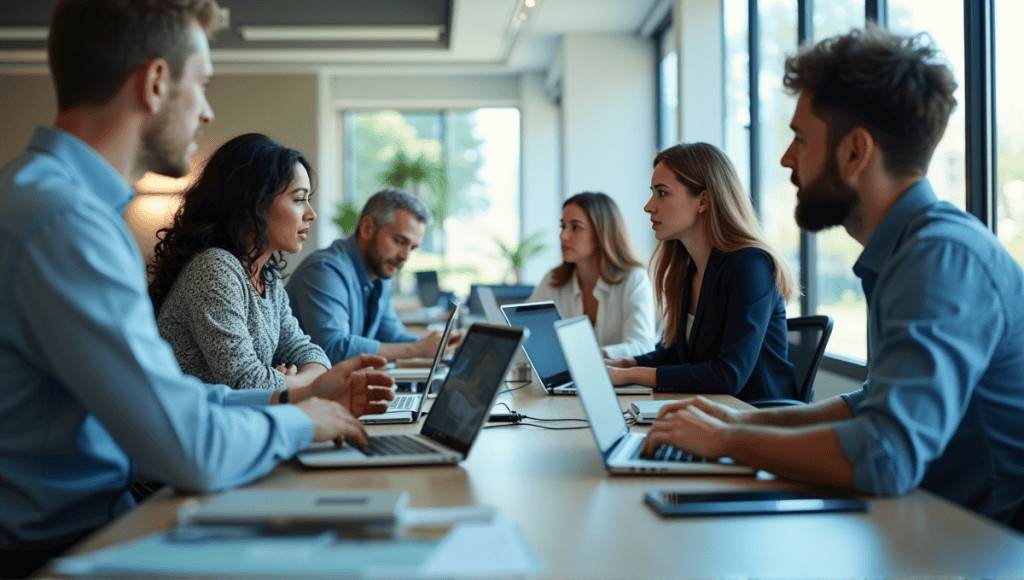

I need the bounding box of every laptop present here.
[500,301,651,395]
[553,316,754,475]
[364,303,458,424]
[628,400,680,424]
[385,301,458,388]
[296,323,527,468]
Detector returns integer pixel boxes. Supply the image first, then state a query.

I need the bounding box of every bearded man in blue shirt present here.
[0,1,393,575]
[641,25,1024,529]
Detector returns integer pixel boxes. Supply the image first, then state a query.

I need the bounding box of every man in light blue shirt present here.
[0,2,391,574]
[640,26,1024,527]
[288,189,462,363]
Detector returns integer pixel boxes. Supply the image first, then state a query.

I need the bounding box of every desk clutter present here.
[52,489,544,578]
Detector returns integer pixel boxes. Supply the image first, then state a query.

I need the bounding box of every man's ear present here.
[136,57,171,114]
[837,127,874,181]
[357,216,376,241]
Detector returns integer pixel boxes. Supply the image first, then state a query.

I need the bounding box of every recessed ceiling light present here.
[0,27,48,41]
[238,26,445,42]
[525,0,536,7]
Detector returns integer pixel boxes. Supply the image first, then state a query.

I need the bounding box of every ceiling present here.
[0,0,664,74]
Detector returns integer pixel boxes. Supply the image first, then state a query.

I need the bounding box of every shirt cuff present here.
[832,415,906,496]
[223,389,277,407]
[264,404,315,451]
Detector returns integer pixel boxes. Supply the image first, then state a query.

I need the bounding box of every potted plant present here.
[493,232,548,285]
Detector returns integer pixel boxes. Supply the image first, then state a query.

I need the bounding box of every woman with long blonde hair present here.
[528,192,655,358]
[606,143,798,401]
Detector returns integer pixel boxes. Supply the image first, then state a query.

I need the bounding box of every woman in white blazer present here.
[528,192,656,359]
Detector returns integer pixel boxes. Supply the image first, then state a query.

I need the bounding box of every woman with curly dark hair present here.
[149,133,338,391]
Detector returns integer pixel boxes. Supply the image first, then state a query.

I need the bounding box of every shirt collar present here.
[341,234,376,290]
[28,126,135,214]
[853,179,937,279]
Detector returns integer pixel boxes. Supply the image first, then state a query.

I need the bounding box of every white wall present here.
[560,33,658,262]
[519,72,563,285]
[675,0,725,146]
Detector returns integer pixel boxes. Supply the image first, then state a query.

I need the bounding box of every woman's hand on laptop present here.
[295,397,370,447]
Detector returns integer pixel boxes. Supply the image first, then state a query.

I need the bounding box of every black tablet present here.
[645,489,869,517]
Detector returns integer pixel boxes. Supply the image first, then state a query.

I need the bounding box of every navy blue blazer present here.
[634,247,797,401]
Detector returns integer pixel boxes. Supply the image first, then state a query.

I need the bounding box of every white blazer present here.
[528,266,656,359]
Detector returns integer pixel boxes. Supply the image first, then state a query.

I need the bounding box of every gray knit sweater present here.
[156,248,331,390]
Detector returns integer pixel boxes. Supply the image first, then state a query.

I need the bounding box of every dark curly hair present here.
[148,133,314,312]
[784,25,957,178]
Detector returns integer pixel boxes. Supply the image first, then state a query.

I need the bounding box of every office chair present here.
[749,315,834,408]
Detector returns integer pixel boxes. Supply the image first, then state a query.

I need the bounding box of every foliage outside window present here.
[341,109,522,297]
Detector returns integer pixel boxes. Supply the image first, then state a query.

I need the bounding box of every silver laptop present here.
[476,286,506,324]
[501,301,651,395]
[363,303,459,425]
[554,316,754,475]
[628,400,680,424]
[296,323,527,468]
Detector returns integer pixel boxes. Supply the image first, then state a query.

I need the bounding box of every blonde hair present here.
[651,143,798,347]
[549,192,643,288]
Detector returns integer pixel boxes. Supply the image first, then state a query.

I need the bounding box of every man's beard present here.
[137,88,190,178]
[365,235,402,279]
[793,152,861,232]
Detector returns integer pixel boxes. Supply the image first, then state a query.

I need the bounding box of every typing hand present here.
[641,404,730,459]
[295,397,369,447]
[653,395,745,424]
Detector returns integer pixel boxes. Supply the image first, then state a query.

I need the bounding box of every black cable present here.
[518,414,587,423]
[499,380,532,395]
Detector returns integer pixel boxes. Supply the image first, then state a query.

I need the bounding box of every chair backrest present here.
[786,315,834,403]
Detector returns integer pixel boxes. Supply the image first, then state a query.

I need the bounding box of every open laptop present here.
[553,316,754,475]
[364,303,459,425]
[296,323,527,468]
[501,301,651,395]
[385,303,458,389]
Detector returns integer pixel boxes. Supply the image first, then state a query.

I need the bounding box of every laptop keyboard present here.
[391,395,418,410]
[350,435,438,457]
[632,443,708,463]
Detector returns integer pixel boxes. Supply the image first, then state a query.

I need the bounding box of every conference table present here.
[46,383,1024,578]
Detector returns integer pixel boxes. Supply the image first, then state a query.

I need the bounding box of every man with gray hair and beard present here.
[289,188,463,364]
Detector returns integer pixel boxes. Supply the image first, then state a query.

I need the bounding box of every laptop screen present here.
[500,302,571,388]
[415,271,441,308]
[553,316,629,454]
[420,324,524,456]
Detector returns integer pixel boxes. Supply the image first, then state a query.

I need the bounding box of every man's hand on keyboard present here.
[296,397,370,447]
[640,400,731,460]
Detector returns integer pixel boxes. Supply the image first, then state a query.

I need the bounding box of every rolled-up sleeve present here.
[16,205,312,493]
[833,241,1003,496]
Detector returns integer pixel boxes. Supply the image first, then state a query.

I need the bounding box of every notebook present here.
[297,323,527,468]
[364,303,459,424]
[553,316,754,475]
[500,301,651,395]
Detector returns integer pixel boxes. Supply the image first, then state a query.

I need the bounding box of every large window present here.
[758,0,801,318]
[657,21,679,149]
[995,0,1024,269]
[342,109,521,297]
[810,1,866,362]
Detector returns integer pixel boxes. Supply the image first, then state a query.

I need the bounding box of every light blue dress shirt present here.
[287,236,419,363]
[0,127,314,549]
[833,179,1024,523]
